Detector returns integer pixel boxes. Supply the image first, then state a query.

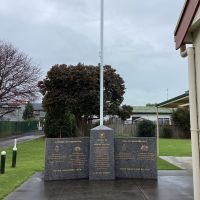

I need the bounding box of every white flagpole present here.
[100,0,104,125]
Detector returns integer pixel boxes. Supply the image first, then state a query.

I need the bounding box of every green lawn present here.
[157,157,179,170]
[159,138,192,156]
[0,137,191,199]
[0,138,45,199]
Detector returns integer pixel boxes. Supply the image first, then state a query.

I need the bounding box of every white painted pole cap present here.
[13,147,17,151]
[1,151,6,155]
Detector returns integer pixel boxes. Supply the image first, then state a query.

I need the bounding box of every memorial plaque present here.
[89,125,115,180]
[115,137,157,179]
[44,137,89,181]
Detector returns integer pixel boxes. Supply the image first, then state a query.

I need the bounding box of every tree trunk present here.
[75,116,87,137]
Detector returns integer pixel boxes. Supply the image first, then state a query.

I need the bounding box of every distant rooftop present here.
[32,103,43,111]
[132,106,173,114]
[30,103,173,114]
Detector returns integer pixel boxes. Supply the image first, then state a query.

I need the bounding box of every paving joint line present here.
[135,183,150,200]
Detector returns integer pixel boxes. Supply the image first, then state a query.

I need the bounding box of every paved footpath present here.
[160,156,192,171]
[4,170,193,200]
[0,131,44,149]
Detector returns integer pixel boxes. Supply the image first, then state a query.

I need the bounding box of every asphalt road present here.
[0,131,44,149]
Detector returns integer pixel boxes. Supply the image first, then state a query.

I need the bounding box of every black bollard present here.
[1,151,6,174]
[12,148,17,168]
[12,139,17,168]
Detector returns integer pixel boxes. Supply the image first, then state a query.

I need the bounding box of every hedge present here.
[0,121,38,138]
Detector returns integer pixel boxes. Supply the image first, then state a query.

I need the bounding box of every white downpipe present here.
[180,45,187,58]
[100,0,104,126]
[156,107,159,156]
[181,46,200,200]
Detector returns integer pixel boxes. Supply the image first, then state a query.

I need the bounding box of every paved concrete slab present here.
[160,156,192,170]
[4,171,193,200]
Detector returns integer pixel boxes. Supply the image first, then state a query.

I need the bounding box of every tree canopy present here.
[38,63,126,137]
[0,41,40,117]
[118,105,133,121]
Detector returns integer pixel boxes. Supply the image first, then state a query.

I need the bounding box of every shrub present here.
[162,126,173,138]
[44,111,76,138]
[171,107,190,138]
[137,120,156,137]
[0,121,38,138]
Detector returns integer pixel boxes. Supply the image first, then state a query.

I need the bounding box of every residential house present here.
[125,106,173,125]
[0,103,45,122]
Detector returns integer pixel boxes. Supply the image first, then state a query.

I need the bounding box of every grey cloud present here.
[0,0,188,105]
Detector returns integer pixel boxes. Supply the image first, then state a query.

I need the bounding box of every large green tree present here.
[38,63,125,136]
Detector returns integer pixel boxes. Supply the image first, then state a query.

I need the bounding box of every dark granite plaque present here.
[115,137,157,179]
[44,137,89,181]
[89,125,115,180]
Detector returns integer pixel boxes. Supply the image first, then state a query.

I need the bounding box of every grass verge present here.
[0,138,45,199]
[157,157,180,170]
[159,138,191,156]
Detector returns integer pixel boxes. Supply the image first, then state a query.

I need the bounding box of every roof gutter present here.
[175,0,200,49]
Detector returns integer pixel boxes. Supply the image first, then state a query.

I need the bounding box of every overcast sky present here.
[0,0,188,105]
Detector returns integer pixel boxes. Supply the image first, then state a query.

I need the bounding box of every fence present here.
[104,118,138,137]
[105,119,190,139]
[0,121,38,138]
[159,125,190,139]
[107,123,138,137]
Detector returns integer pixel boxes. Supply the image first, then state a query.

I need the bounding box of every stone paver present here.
[4,171,193,200]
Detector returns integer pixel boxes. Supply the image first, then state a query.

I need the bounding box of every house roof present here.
[30,104,173,114]
[157,91,189,108]
[0,103,21,109]
[32,103,44,111]
[132,106,173,115]
[174,0,200,49]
